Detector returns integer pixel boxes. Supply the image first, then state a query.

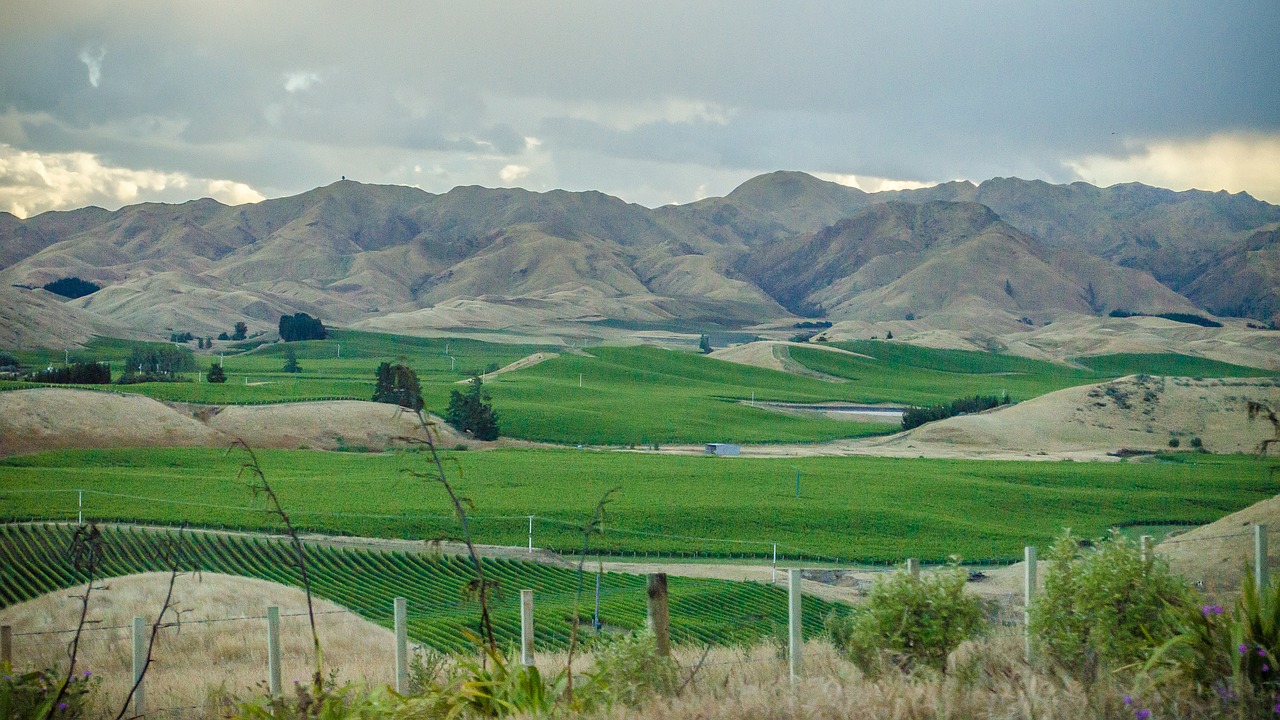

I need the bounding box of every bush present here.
[1145,571,1280,713]
[1030,532,1188,682]
[1168,437,1181,448]
[0,352,17,370]
[830,562,985,676]
[585,630,679,707]
[281,347,302,373]
[207,363,226,383]
[0,665,100,720]
[28,362,111,385]
[446,376,500,441]
[42,277,100,299]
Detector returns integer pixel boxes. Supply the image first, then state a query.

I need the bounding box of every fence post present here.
[1024,546,1037,665]
[132,616,146,715]
[1256,524,1269,595]
[394,598,408,693]
[267,606,283,697]
[906,558,920,579]
[520,590,535,666]
[1,625,11,666]
[788,568,803,682]
[647,573,671,657]
[1140,535,1153,567]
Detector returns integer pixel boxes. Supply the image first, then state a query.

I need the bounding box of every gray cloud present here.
[1,0,1277,209]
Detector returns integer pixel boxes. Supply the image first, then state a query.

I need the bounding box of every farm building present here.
[705,443,741,456]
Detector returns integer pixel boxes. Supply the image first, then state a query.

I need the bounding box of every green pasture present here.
[2,331,1274,445]
[1,448,1272,564]
[0,524,837,652]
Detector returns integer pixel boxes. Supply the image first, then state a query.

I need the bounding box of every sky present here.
[1,1,1278,217]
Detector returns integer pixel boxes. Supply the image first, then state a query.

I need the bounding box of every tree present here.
[698,334,712,354]
[217,332,230,341]
[207,363,226,383]
[282,347,302,373]
[446,376,500,441]
[232,322,248,341]
[371,361,423,412]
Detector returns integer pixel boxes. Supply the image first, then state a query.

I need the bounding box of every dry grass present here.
[0,572,396,716]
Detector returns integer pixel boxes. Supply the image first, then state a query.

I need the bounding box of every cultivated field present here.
[1,448,1274,563]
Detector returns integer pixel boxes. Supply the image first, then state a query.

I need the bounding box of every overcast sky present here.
[1,1,1277,217]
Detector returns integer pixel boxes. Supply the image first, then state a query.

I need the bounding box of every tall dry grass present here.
[0,572,396,716]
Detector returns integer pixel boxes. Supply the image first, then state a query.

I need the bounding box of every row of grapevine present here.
[0,524,835,652]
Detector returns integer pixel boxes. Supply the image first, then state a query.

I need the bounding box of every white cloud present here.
[814,172,936,193]
[498,164,530,184]
[559,97,735,131]
[283,71,320,93]
[1066,133,1280,204]
[77,45,106,88]
[0,144,265,218]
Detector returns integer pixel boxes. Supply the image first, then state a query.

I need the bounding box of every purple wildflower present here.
[82,670,91,677]
[1203,604,1224,616]
[1124,695,1133,705]
[1136,710,1151,720]
[57,703,68,710]
[1242,644,1251,654]
[1261,648,1269,657]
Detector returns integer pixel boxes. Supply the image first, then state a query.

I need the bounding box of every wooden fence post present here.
[647,573,671,657]
[1256,524,1269,595]
[267,606,283,697]
[906,558,920,579]
[132,616,146,715]
[1024,546,1037,665]
[1140,535,1153,567]
[788,569,803,682]
[394,598,408,693]
[1,625,11,666]
[520,590,535,666]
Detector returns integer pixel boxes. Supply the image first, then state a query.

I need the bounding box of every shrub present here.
[42,277,100,299]
[1168,437,1181,448]
[1144,572,1280,714]
[207,363,226,383]
[1031,532,1188,682]
[0,665,99,720]
[832,563,985,676]
[585,630,679,707]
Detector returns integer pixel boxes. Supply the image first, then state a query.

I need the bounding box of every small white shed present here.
[705,443,741,456]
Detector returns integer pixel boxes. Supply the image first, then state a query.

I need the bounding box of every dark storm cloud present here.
[0,0,1276,210]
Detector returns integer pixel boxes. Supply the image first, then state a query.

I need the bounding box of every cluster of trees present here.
[217,322,249,342]
[169,331,196,343]
[42,277,100,299]
[900,394,1010,431]
[446,377,500,440]
[0,353,17,370]
[372,362,424,412]
[279,313,327,341]
[117,345,196,384]
[371,362,500,440]
[28,362,112,385]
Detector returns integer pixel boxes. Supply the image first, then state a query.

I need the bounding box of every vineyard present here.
[0,523,837,653]
[2,448,1274,563]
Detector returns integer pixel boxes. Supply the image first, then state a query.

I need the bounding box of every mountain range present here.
[2,171,1278,348]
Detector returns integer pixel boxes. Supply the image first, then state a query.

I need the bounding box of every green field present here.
[787,342,1273,405]
[1,448,1272,564]
[3,331,1275,445]
[0,523,836,652]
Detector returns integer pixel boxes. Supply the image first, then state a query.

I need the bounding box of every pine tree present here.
[282,347,301,373]
[698,334,712,353]
[207,363,226,383]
